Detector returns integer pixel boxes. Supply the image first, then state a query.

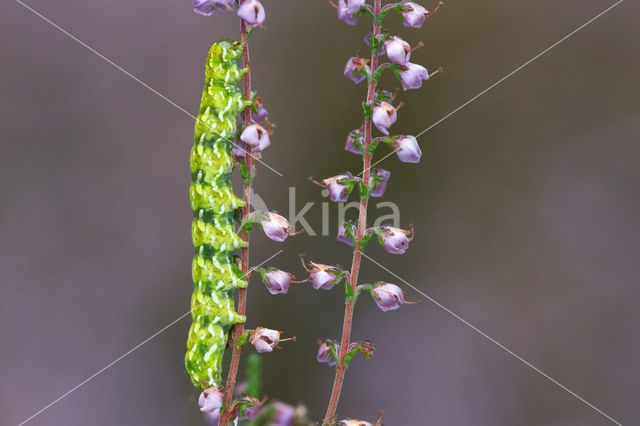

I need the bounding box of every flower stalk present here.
[220,17,253,426]
[324,0,382,421]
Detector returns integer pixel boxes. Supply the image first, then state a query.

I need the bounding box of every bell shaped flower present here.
[401,2,428,28]
[302,259,343,290]
[240,123,270,152]
[344,57,370,84]
[262,269,293,295]
[372,283,406,311]
[322,174,356,203]
[337,222,356,246]
[317,340,338,366]
[393,136,422,163]
[372,102,397,135]
[250,327,281,353]
[198,387,223,424]
[399,62,430,90]
[345,129,364,154]
[384,36,411,65]
[260,212,292,242]
[379,226,413,254]
[237,0,266,26]
[370,168,390,197]
[337,0,366,25]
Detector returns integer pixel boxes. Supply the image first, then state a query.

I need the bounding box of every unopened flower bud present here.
[252,99,269,123]
[337,223,355,246]
[345,129,364,154]
[240,123,270,152]
[237,0,266,26]
[262,269,293,295]
[372,102,397,135]
[198,387,223,424]
[384,36,411,65]
[317,340,337,366]
[337,0,366,25]
[323,174,354,203]
[250,327,281,353]
[380,226,412,254]
[344,57,369,84]
[372,283,406,311]
[393,135,422,163]
[370,168,390,197]
[401,2,428,28]
[260,212,291,242]
[399,62,430,90]
[232,140,247,161]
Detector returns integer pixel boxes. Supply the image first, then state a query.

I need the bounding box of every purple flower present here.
[238,396,262,421]
[262,269,293,295]
[337,0,366,25]
[393,135,422,163]
[380,226,413,254]
[347,340,375,358]
[372,102,397,135]
[317,341,337,366]
[193,0,216,16]
[370,168,390,197]
[198,387,223,424]
[344,57,369,84]
[399,62,430,90]
[232,140,247,161]
[305,261,341,290]
[240,123,270,152]
[339,419,375,426]
[337,223,355,246]
[250,327,281,353]
[384,36,411,65]
[372,283,406,311]
[345,129,364,154]
[252,98,269,123]
[271,401,296,426]
[322,174,353,203]
[260,212,291,242]
[401,2,428,28]
[237,0,266,26]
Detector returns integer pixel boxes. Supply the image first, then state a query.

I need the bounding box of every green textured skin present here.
[185,40,249,389]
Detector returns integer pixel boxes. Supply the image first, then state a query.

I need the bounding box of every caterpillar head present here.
[205,40,247,85]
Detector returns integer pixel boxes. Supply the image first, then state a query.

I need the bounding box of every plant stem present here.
[220,17,253,426]
[324,0,381,422]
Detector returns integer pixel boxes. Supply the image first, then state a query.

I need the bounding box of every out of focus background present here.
[1,1,639,425]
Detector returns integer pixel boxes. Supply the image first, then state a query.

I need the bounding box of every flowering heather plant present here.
[186,0,442,424]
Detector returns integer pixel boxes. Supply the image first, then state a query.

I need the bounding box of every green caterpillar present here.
[185,40,249,389]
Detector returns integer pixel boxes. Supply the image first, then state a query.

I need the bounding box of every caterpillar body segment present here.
[185,40,249,389]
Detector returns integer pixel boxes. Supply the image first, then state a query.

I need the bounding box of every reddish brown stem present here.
[220,18,253,426]
[324,0,382,422]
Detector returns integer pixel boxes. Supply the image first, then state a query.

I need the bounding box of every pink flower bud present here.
[237,0,265,26]
[240,123,270,152]
[232,140,247,161]
[393,135,422,163]
[372,102,397,135]
[262,269,293,295]
[317,340,337,366]
[307,261,341,290]
[401,2,428,28]
[345,129,364,154]
[372,283,406,311]
[323,174,354,203]
[252,99,269,123]
[337,223,355,246]
[337,0,366,25]
[343,57,369,84]
[260,212,291,242]
[250,327,281,353]
[384,36,411,65]
[370,168,390,197]
[198,387,223,424]
[380,226,412,254]
[399,62,430,90]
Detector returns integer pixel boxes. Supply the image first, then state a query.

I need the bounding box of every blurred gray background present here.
[1,0,639,425]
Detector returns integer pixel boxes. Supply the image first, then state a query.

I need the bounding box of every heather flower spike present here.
[237,0,266,27]
[370,282,420,312]
[344,57,370,84]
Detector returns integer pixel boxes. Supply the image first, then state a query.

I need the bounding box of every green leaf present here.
[246,353,262,398]
[236,331,251,351]
[362,101,372,120]
[359,232,374,251]
[239,163,250,184]
[344,279,354,302]
[358,180,369,199]
[342,346,359,367]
